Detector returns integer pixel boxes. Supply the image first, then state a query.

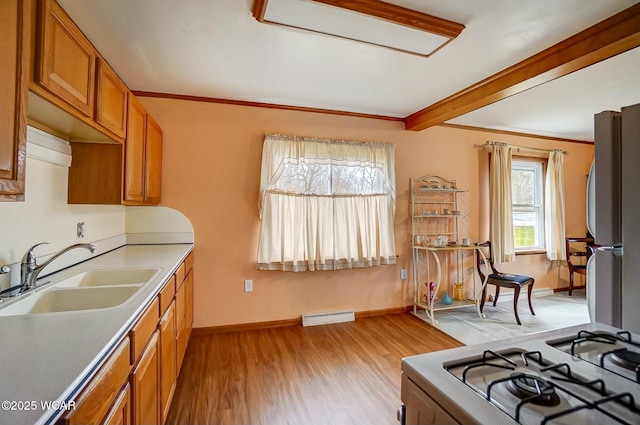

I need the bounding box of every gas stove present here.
[548,330,640,384]
[400,323,640,425]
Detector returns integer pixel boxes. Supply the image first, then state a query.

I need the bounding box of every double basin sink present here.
[0,268,161,316]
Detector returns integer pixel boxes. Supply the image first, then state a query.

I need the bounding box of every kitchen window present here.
[512,158,545,251]
[257,134,396,272]
[489,141,565,262]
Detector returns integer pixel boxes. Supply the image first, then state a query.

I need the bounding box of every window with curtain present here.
[257,134,396,272]
[489,142,565,263]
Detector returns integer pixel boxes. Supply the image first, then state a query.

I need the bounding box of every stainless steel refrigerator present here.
[587,102,640,333]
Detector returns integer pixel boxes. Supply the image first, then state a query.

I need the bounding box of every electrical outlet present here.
[400,268,407,280]
[244,279,253,292]
[77,222,85,238]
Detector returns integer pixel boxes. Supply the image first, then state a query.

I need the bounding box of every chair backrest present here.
[475,241,499,281]
[565,237,594,267]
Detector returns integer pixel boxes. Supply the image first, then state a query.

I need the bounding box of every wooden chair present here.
[565,237,594,296]
[475,241,535,325]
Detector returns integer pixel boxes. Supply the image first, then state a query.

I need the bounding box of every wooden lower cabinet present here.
[175,279,188,373]
[104,384,131,425]
[58,337,131,425]
[131,331,160,425]
[159,302,177,423]
[177,255,194,375]
[57,253,193,425]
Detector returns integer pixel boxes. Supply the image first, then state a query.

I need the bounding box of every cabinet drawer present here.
[185,251,194,274]
[130,298,159,362]
[59,337,131,425]
[159,275,176,317]
[175,261,186,289]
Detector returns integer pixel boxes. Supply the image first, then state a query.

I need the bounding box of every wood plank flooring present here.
[166,313,461,425]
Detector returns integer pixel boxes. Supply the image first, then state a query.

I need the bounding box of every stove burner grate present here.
[609,349,640,371]
[504,373,561,406]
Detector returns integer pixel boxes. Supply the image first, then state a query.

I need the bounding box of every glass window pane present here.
[512,168,534,204]
[512,160,545,250]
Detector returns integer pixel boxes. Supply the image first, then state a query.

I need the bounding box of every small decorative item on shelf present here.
[428,281,438,302]
[454,283,464,300]
[432,235,448,247]
[441,291,453,305]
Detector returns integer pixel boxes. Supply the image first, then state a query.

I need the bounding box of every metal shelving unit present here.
[410,175,488,325]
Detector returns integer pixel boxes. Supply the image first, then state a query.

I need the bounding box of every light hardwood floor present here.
[166,313,461,425]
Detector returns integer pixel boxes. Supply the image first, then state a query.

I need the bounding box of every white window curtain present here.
[490,143,516,264]
[545,149,566,260]
[257,134,396,272]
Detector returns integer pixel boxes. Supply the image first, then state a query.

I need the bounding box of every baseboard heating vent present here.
[302,310,355,327]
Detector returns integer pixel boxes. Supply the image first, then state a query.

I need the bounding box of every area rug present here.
[414,290,590,346]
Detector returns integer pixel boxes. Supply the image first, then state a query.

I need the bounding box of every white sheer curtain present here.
[257,134,396,272]
[490,143,516,264]
[545,149,566,260]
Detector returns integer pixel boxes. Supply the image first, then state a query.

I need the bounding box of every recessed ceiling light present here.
[252,0,465,57]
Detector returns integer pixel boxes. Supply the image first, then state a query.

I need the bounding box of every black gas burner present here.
[608,348,640,371]
[505,373,561,406]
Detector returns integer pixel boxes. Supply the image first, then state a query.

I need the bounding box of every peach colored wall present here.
[139,97,594,328]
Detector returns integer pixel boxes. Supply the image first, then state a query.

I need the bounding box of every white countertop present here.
[0,243,193,425]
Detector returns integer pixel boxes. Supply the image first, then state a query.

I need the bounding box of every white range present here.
[400,322,640,425]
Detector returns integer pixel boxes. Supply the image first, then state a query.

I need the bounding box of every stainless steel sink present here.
[54,268,161,288]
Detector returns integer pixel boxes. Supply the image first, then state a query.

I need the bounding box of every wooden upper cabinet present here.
[144,115,163,204]
[35,0,97,117]
[124,93,162,205]
[96,58,128,140]
[124,94,146,203]
[0,0,30,201]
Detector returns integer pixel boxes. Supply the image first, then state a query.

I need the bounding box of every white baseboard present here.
[302,310,355,327]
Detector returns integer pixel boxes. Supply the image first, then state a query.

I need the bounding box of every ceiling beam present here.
[309,0,464,38]
[405,3,640,131]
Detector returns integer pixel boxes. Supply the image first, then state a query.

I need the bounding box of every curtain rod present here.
[480,141,568,155]
[265,133,393,147]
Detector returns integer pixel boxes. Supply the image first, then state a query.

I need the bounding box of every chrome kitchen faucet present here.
[20,242,96,292]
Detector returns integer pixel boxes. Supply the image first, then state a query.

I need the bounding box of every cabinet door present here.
[0,0,29,200]
[185,269,194,334]
[131,331,160,425]
[95,58,128,140]
[404,379,459,425]
[159,302,177,423]
[104,384,131,425]
[144,114,162,204]
[36,0,96,117]
[175,280,187,374]
[124,94,146,203]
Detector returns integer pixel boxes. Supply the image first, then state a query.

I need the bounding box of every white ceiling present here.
[58,0,640,142]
